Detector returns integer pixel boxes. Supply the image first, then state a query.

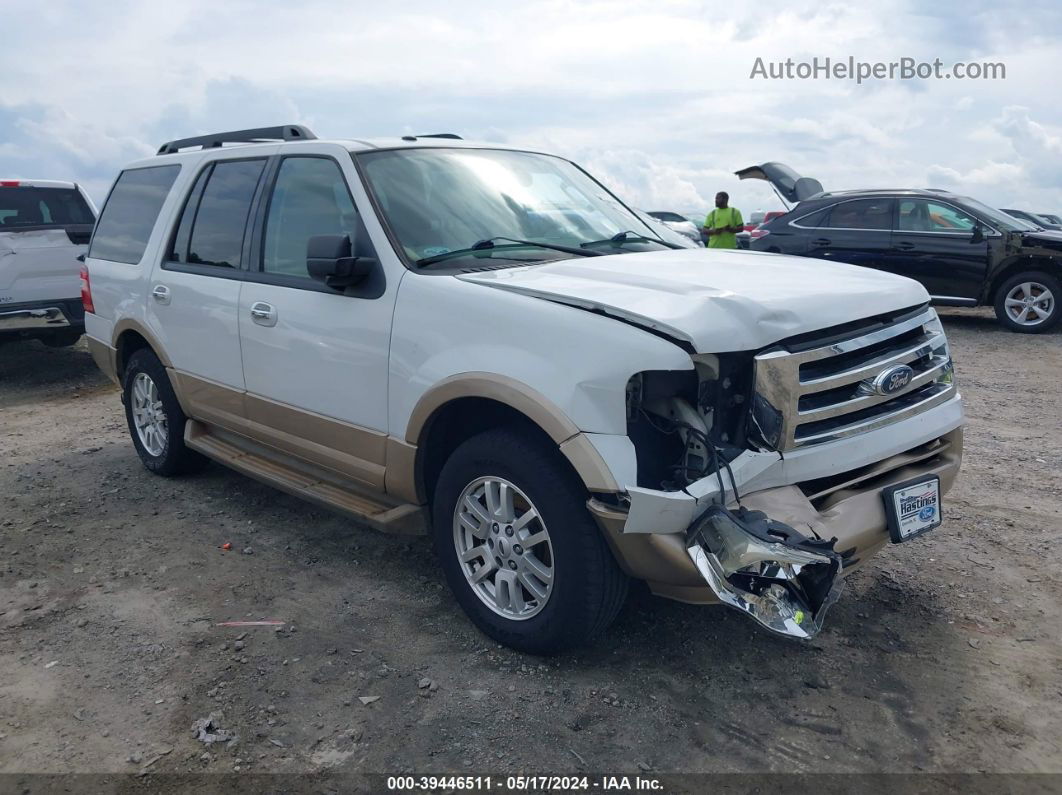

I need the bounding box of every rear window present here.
[89,165,181,264]
[0,187,95,229]
[825,198,894,230]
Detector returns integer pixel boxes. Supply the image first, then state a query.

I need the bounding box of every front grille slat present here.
[799,332,947,392]
[797,355,952,422]
[753,308,956,450]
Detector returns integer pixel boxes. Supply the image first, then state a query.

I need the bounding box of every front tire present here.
[122,349,208,476]
[994,271,1061,333]
[431,427,628,654]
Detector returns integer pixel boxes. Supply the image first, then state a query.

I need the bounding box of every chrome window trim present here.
[790,195,1002,237]
[789,196,894,232]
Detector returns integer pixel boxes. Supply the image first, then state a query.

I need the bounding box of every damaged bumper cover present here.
[588,424,964,639]
[686,505,843,639]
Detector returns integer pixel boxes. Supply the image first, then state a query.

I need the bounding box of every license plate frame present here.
[883,475,942,543]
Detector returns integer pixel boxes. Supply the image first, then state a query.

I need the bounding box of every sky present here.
[2,0,1061,219]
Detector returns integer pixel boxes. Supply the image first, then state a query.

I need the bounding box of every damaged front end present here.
[626,362,844,640]
[686,505,843,639]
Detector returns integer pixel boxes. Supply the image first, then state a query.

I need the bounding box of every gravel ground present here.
[1,308,1060,789]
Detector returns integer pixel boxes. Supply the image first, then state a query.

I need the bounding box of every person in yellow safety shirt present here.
[702,191,744,249]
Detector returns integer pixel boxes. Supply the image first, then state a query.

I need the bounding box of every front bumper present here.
[591,425,963,610]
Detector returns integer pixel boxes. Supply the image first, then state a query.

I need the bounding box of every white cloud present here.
[1,0,1060,215]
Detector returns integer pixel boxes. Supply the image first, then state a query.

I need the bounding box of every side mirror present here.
[306,235,376,290]
[970,223,985,244]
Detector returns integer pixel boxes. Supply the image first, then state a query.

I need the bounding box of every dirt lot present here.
[1,308,1060,789]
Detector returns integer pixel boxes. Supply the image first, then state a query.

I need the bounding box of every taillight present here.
[80,265,95,314]
[0,180,21,187]
[749,228,770,240]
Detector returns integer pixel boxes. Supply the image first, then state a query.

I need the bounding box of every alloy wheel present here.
[131,372,168,457]
[452,476,554,620]
[1004,281,1055,326]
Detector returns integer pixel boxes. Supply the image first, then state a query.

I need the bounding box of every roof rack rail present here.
[415,133,462,139]
[157,125,317,155]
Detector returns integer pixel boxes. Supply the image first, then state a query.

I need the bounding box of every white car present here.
[84,126,964,652]
[1,179,97,347]
[645,211,703,245]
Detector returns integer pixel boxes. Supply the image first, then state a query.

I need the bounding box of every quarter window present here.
[184,159,266,268]
[262,157,359,279]
[89,165,180,264]
[825,199,893,230]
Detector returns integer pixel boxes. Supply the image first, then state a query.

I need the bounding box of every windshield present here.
[356,148,669,267]
[0,186,95,230]
[964,199,1041,232]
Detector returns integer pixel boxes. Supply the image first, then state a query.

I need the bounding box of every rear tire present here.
[122,349,208,476]
[993,271,1061,333]
[41,331,82,348]
[431,427,628,654]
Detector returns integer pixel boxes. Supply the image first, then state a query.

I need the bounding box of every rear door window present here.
[825,198,894,230]
[183,159,266,268]
[0,187,95,229]
[89,165,181,264]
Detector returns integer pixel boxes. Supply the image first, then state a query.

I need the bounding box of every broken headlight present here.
[686,505,843,640]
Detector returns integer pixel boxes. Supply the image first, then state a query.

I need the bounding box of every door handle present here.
[249,301,277,327]
[151,284,171,305]
[894,241,915,251]
[812,238,831,246]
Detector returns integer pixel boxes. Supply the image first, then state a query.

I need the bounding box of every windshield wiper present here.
[579,230,683,250]
[416,237,605,268]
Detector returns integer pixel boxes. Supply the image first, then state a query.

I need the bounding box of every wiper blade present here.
[579,229,683,250]
[416,237,604,267]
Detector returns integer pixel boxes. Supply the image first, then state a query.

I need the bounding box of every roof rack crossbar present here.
[157,125,317,155]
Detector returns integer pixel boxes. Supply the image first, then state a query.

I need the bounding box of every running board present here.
[185,420,426,535]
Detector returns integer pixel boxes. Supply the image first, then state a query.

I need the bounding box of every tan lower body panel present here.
[170,372,387,491]
[87,338,119,386]
[590,428,964,604]
[184,421,426,535]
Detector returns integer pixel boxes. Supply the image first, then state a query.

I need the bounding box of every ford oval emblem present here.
[872,364,914,396]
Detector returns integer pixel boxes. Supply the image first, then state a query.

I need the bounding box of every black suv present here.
[737,162,1062,333]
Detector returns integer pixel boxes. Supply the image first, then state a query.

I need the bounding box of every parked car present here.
[738,163,1062,333]
[645,211,702,245]
[1036,212,1062,226]
[1001,208,1062,231]
[1,179,97,347]
[738,211,786,249]
[744,210,766,232]
[84,127,963,652]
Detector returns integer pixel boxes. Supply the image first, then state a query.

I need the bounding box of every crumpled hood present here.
[456,248,929,352]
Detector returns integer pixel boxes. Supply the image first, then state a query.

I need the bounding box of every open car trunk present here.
[734,162,825,208]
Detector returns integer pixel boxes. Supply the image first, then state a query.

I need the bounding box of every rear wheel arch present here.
[113,323,171,381]
[114,330,153,381]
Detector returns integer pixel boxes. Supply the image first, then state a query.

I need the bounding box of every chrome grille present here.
[753,307,955,450]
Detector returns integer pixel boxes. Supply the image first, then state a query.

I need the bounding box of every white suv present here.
[1,179,97,347]
[84,126,964,652]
